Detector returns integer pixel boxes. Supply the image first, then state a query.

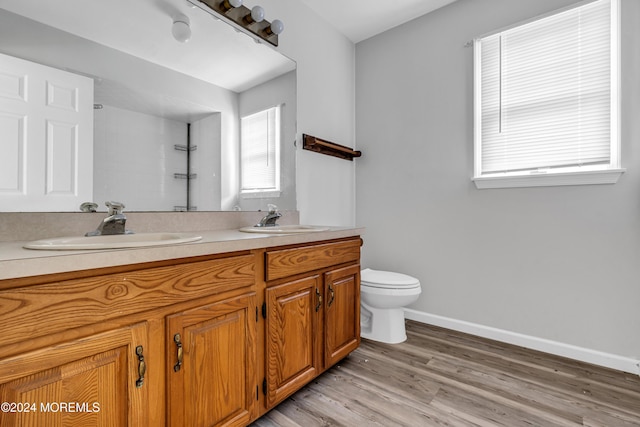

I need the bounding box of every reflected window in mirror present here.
[240,105,281,198]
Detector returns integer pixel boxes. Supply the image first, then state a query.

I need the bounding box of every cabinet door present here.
[0,322,149,427]
[324,264,361,367]
[167,293,257,427]
[264,275,321,408]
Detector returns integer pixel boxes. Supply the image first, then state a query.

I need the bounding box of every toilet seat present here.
[361,268,420,289]
[360,283,421,297]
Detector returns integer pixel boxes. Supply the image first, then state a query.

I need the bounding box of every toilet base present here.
[360,301,407,344]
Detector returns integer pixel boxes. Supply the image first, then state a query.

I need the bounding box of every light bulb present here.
[250,6,265,23]
[222,0,242,11]
[172,14,191,43]
[270,19,284,35]
[264,19,284,36]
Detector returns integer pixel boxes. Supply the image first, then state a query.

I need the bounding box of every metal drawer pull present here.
[328,284,335,307]
[135,345,146,388]
[173,333,183,372]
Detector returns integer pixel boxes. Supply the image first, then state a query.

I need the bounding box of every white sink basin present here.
[239,225,329,234]
[24,232,203,250]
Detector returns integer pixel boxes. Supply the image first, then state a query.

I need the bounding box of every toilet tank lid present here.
[361,268,420,287]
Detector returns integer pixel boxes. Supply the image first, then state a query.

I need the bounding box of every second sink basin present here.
[24,232,203,250]
[239,225,329,234]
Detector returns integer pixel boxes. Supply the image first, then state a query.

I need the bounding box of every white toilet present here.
[360,268,421,344]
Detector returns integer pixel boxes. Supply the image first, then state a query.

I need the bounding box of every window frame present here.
[472,0,624,189]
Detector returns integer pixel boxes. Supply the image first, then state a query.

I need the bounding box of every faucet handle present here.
[105,201,125,215]
[267,204,278,214]
[80,202,98,212]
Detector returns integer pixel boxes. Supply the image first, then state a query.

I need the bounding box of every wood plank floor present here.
[251,320,640,426]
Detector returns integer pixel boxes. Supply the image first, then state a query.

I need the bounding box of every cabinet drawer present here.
[0,254,255,349]
[265,238,361,281]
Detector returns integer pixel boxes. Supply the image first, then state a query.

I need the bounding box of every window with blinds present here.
[240,105,281,194]
[473,0,622,188]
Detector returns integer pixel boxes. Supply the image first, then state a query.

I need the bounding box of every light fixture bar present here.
[194,0,280,46]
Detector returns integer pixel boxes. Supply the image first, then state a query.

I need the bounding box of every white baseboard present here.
[404,308,640,376]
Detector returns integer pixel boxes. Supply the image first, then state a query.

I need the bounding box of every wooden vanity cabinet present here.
[0,235,361,426]
[262,238,362,410]
[0,252,257,427]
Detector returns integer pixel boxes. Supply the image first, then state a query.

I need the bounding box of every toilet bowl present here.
[360,268,421,344]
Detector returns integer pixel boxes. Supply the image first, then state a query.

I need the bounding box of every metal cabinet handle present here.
[328,284,335,307]
[315,288,322,312]
[135,345,146,388]
[173,333,183,372]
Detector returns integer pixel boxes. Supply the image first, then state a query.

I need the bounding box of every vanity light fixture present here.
[172,13,192,43]
[189,0,283,46]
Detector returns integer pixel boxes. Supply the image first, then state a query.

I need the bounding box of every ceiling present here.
[297,0,459,43]
[0,0,458,90]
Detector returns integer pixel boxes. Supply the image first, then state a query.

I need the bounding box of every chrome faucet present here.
[255,204,282,227]
[85,201,134,236]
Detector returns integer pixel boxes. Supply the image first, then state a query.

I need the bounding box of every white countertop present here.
[0,227,364,281]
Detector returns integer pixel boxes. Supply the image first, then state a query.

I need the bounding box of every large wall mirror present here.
[0,0,296,212]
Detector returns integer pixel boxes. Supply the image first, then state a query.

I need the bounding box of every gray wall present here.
[261,0,357,227]
[356,0,640,359]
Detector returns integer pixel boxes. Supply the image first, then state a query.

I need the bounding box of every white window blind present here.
[474,0,620,186]
[240,106,281,192]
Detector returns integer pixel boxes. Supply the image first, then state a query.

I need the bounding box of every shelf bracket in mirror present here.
[174,205,198,211]
[174,173,198,180]
[302,134,362,161]
[190,0,281,46]
[174,144,198,152]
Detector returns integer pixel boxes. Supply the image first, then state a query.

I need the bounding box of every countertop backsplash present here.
[0,211,300,242]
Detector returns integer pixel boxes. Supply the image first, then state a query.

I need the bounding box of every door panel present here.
[264,275,321,408]
[0,51,93,211]
[324,265,360,367]
[167,293,257,427]
[0,322,149,427]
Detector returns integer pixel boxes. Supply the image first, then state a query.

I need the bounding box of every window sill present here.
[240,190,282,199]
[472,169,625,189]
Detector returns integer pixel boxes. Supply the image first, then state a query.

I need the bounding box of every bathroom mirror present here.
[0,1,296,212]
